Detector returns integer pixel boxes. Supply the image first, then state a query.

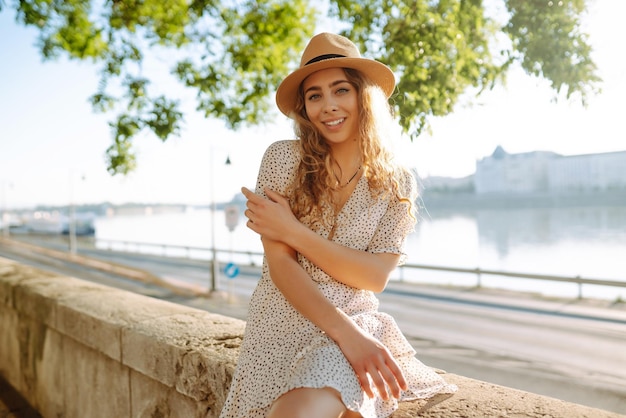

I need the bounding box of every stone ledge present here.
[0,256,623,418]
[393,374,623,417]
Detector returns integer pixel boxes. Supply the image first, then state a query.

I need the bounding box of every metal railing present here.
[93,238,626,300]
[94,238,263,265]
[396,263,626,300]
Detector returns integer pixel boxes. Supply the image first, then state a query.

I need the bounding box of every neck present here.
[334,164,361,188]
[329,138,360,170]
[331,153,361,188]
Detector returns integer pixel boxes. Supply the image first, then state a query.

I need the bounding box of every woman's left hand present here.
[241,187,299,242]
[335,323,407,400]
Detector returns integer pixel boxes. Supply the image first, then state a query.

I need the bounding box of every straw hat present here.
[275,32,396,118]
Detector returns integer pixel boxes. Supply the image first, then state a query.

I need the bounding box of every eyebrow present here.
[304,79,350,95]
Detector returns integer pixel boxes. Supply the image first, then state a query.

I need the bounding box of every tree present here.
[336,0,599,135]
[1,0,600,175]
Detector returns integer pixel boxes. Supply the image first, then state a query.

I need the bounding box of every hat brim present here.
[275,57,396,118]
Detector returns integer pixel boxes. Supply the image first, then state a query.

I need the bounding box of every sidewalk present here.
[384,280,626,325]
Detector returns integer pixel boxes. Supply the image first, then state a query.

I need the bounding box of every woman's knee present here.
[268,387,347,418]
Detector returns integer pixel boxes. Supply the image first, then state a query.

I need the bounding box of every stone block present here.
[54,285,131,363]
[16,314,48,400]
[61,336,131,418]
[121,310,244,405]
[0,258,19,307]
[130,368,214,418]
[34,329,65,418]
[0,304,21,389]
[13,276,65,328]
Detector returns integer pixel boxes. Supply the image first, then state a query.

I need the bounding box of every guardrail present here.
[92,238,626,300]
[396,263,626,300]
[94,238,263,265]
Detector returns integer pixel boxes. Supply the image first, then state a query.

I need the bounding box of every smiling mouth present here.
[324,118,344,127]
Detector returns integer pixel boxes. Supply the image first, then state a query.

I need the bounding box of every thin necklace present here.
[334,165,361,188]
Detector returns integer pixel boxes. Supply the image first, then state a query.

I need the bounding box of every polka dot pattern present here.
[219,140,457,418]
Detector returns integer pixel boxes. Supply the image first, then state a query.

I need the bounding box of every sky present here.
[1,0,625,209]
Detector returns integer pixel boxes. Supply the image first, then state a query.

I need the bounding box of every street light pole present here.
[210,163,219,293]
[68,173,77,255]
[1,180,9,239]
[208,147,232,294]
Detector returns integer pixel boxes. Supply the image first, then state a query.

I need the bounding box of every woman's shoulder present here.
[394,165,418,199]
[256,140,301,193]
[259,140,301,174]
[264,139,300,158]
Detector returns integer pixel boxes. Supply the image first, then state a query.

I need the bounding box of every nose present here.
[322,96,339,113]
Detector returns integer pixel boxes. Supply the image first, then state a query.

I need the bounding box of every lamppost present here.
[1,180,10,239]
[209,148,231,294]
[68,173,77,255]
[68,172,85,255]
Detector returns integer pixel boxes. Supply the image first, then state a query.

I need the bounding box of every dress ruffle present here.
[220,276,457,418]
[286,310,456,416]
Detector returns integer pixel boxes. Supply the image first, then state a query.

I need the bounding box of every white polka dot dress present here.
[219,140,457,418]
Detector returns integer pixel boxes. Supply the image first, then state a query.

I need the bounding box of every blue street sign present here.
[224,262,240,279]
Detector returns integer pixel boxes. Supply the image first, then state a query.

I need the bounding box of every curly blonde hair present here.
[286,68,413,228]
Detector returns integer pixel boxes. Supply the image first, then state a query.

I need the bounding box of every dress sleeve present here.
[254,140,300,199]
[367,168,418,264]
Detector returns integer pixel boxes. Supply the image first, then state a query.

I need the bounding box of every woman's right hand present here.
[242,187,301,243]
[335,326,407,400]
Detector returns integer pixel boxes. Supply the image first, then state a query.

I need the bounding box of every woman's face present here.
[302,68,359,147]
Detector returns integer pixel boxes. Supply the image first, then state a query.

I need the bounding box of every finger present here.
[377,353,406,398]
[264,188,280,201]
[385,357,408,392]
[241,187,252,198]
[264,188,289,206]
[379,365,402,399]
[243,207,258,232]
[354,369,375,398]
[264,190,289,211]
[366,366,390,401]
[356,372,375,399]
[246,219,255,232]
[241,188,255,210]
[241,187,264,205]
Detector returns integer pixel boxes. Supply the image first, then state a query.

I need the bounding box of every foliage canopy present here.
[3,0,600,174]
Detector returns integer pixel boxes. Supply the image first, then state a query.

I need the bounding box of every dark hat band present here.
[276,33,395,117]
[305,54,346,66]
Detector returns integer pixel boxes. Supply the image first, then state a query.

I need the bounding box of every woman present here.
[219,32,456,418]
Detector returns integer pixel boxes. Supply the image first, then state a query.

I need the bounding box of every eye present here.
[307,93,321,101]
[336,87,350,95]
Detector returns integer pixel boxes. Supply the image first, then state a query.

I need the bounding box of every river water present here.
[93,204,626,301]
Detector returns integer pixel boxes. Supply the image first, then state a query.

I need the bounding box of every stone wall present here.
[0,256,622,418]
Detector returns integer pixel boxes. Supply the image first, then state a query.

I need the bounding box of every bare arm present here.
[261,236,407,399]
[243,187,398,292]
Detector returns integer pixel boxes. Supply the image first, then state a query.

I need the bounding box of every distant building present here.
[549,151,626,192]
[475,146,626,194]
